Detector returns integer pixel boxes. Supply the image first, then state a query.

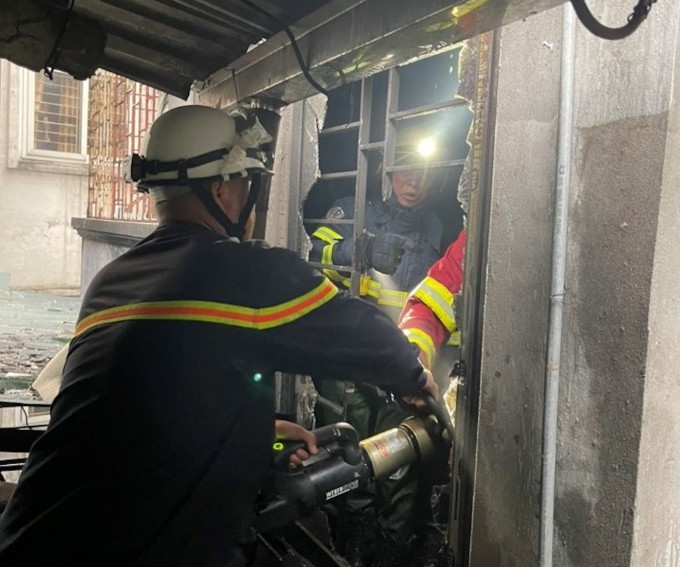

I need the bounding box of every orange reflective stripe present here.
[74,279,338,337]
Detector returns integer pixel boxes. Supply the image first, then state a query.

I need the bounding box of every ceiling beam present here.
[197,0,565,109]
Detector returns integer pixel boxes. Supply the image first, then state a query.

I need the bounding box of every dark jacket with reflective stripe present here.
[0,222,423,567]
[310,196,442,319]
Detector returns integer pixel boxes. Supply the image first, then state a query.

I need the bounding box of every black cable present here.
[43,0,76,80]
[230,68,241,104]
[569,0,656,40]
[236,0,330,96]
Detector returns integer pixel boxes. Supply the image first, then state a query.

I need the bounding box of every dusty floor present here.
[0,290,80,380]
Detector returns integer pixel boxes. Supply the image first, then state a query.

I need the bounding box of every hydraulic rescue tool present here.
[255,394,454,533]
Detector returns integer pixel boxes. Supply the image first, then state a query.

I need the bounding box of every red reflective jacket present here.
[398,230,466,368]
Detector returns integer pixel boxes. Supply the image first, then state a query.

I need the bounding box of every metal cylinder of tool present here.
[360,416,437,479]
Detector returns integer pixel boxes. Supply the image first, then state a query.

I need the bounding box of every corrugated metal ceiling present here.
[1,0,332,97]
[2,0,577,102]
[84,0,333,96]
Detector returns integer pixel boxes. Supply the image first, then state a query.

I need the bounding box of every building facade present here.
[0,60,88,290]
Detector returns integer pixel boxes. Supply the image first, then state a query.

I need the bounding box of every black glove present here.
[357,230,418,275]
[390,209,420,235]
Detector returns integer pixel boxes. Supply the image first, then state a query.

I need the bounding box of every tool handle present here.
[273,440,308,470]
[423,392,455,444]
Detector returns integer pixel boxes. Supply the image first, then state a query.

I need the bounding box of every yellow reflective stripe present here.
[403,328,436,368]
[447,329,462,347]
[377,292,408,308]
[417,276,454,305]
[362,278,380,300]
[315,228,350,288]
[321,242,333,266]
[412,276,456,332]
[358,276,408,308]
[359,275,372,296]
[74,279,338,337]
[362,278,378,297]
[381,289,408,302]
[321,243,350,288]
[312,226,344,245]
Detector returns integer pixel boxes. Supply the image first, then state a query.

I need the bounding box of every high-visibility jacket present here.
[398,229,466,369]
[0,221,424,567]
[310,196,442,320]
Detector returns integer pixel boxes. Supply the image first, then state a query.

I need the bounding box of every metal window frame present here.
[87,71,159,222]
[447,32,498,567]
[303,57,468,298]
[20,68,89,164]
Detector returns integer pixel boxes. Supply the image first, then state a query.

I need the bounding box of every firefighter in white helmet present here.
[129,103,273,239]
[0,105,437,567]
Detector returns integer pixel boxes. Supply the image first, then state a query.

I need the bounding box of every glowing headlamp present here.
[416,137,437,158]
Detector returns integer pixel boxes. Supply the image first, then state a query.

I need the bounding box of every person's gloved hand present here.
[358,230,418,275]
[390,209,420,235]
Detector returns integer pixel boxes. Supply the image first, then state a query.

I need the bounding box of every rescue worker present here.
[0,105,438,567]
[399,229,467,371]
[310,163,442,321]
[309,149,443,567]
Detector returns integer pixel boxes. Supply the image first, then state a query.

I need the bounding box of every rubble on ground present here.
[0,291,79,380]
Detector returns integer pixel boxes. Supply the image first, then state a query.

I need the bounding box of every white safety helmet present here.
[125,105,272,190]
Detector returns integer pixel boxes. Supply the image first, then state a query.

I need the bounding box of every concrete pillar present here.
[468,9,560,566]
[629,17,680,565]
[468,2,680,566]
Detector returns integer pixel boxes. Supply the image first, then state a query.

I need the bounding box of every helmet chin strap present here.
[190,174,262,241]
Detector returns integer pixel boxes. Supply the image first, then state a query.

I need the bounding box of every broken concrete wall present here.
[265,94,326,253]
